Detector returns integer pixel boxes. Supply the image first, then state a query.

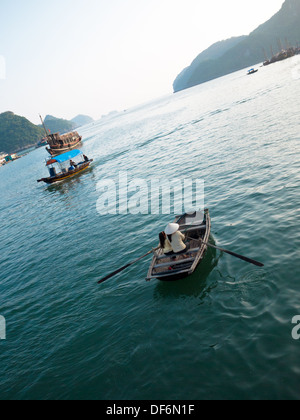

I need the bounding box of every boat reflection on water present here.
[153,238,220,300]
[46,174,83,195]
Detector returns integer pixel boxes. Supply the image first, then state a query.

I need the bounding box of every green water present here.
[0,58,300,400]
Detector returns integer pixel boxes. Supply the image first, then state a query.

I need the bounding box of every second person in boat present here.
[159,231,173,256]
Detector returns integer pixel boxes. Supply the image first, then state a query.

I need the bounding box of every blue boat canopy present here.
[46,149,82,166]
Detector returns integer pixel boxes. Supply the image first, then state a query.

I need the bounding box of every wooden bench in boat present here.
[151,268,194,279]
[153,257,195,270]
[156,247,200,261]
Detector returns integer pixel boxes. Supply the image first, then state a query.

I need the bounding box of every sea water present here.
[0,57,300,400]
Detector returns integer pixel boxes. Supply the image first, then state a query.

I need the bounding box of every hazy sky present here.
[0,0,284,124]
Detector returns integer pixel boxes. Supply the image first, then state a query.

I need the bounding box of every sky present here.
[0,0,285,124]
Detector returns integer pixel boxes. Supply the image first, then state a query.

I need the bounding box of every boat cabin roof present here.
[46,149,82,166]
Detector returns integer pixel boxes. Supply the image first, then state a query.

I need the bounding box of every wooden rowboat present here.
[146,209,211,282]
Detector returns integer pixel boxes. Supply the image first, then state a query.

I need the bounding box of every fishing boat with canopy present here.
[247,68,258,75]
[37,149,93,184]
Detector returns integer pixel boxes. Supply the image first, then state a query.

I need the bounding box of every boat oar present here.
[98,214,187,285]
[98,247,160,284]
[205,242,264,267]
[187,237,264,267]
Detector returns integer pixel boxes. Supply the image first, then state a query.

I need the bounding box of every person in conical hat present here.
[165,223,188,254]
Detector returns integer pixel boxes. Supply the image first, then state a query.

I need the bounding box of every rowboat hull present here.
[147,209,211,282]
[37,160,93,184]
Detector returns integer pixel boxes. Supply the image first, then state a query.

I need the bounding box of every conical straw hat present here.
[165,223,180,235]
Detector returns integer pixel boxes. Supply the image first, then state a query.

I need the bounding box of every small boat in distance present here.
[39,115,82,156]
[36,138,48,149]
[247,68,258,75]
[146,209,211,282]
[37,149,93,184]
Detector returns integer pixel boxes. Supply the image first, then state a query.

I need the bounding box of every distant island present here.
[0,112,94,155]
[39,114,94,135]
[173,0,300,92]
[40,115,76,136]
[71,115,94,127]
[0,112,45,154]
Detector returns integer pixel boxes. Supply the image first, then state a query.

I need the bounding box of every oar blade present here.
[203,242,264,268]
[220,248,264,267]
